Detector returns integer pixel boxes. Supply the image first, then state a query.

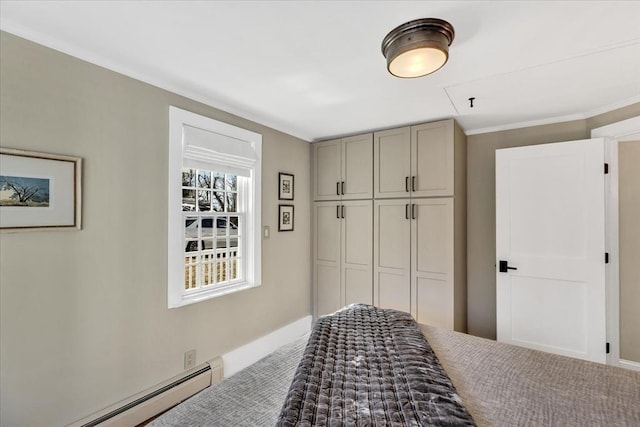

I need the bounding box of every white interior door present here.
[496,138,607,363]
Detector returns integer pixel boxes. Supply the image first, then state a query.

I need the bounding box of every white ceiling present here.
[1,1,639,142]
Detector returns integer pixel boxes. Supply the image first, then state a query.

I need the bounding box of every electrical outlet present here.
[184,349,196,370]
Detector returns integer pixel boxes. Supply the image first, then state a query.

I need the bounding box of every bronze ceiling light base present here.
[381,18,455,78]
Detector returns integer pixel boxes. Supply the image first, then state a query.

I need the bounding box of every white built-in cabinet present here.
[313,119,466,331]
[313,133,373,200]
[314,200,373,316]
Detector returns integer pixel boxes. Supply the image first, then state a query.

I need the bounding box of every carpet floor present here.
[149,336,307,427]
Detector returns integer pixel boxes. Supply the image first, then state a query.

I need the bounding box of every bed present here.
[420,323,640,426]
[152,304,640,426]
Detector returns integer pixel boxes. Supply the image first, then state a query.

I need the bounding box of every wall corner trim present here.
[222,315,312,377]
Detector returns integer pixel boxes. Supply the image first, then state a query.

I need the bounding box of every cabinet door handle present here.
[341,181,345,195]
[412,203,416,220]
[336,182,340,196]
[341,205,345,219]
[336,205,340,219]
[405,176,409,192]
[412,176,416,192]
[405,204,409,220]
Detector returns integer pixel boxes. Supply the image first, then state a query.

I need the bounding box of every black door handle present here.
[499,260,518,273]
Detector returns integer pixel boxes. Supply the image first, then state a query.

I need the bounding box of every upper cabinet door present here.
[411,120,454,197]
[374,127,411,199]
[313,139,341,200]
[342,134,373,200]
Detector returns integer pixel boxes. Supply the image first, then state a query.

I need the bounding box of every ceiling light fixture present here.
[381,18,455,78]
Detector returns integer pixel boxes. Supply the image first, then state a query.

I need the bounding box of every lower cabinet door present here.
[314,201,373,317]
[342,200,373,306]
[373,199,411,313]
[411,198,454,328]
[314,202,341,316]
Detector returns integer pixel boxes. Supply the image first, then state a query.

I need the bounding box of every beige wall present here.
[619,141,640,363]
[466,103,640,340]
[0,32,311,426]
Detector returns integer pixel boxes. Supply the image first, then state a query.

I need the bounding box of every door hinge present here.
[605,252,609,263]
[604,163,609,174]
[606,342,610,354]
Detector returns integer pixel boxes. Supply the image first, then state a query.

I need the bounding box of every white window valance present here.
[182,125,258,177]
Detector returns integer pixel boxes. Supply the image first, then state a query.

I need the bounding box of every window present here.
[168,107,261,308]
[183,171,241,288]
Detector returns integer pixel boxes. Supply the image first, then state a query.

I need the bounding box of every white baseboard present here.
[222,315,312,378]
[619,358,640,371]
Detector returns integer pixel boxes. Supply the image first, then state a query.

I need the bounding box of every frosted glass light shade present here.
[382,18,455,78]
[389,47,448,78]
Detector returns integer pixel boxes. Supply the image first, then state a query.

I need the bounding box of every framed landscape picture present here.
[0,148,82,231]
[278,204,294,232]
[278,172,294,200]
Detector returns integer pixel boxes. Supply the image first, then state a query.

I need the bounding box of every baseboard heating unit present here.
[69,358,223,427]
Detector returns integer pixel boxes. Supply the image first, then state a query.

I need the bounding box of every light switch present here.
[264,226,270,238]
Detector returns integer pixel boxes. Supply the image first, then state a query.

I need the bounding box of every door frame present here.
[591,115,640,369]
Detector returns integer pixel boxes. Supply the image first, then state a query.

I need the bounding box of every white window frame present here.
[168,106,262,308]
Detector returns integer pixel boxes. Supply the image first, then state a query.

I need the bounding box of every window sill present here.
[169,281,260,308]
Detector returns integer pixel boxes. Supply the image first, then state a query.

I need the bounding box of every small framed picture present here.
[0,148,82,231]
[278,205,294,232]
[278,172,294,200]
